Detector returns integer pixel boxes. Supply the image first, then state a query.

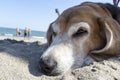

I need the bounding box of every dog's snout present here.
[39,58,57,75]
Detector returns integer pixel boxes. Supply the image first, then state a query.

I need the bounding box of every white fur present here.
[41,43,74,73]
[52,23,60,34]
[71,33,90,69]
[52,23,60,40]
[41,23,74,73]
[105,23,113,48]
[68,22,90,37]
[67,22,91,70]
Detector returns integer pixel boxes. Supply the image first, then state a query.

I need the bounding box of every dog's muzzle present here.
[39,57,57,75]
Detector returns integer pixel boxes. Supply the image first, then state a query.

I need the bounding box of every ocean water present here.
[0,27,46,38]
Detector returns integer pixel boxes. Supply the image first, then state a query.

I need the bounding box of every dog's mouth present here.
[39,65,61,76]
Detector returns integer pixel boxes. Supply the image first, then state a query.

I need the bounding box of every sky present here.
[0,0,118,32]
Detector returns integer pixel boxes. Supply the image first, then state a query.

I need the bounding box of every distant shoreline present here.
[0,35,47,43]
[0,33,46,38]
[0,27,46,38]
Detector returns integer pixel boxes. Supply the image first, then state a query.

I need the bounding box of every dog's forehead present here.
[51,2,111,35]
[55,9,94,29]
[52,3,104,33]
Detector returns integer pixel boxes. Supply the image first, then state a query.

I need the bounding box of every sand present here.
[0,36,120,80]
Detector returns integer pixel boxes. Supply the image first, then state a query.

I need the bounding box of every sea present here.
[0,27,46,38]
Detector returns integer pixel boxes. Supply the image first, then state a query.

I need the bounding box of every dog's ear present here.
[91,17,120,55]
[47,22,54,45]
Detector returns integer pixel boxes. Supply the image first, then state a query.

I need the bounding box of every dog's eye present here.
[73,28,88,37]
[52,31,57,40]
[53,31,57,37]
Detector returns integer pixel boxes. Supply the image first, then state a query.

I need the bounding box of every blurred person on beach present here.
[24,28,31,39]
[24,27,28,39]
[16,28,21,36]
[28,28,31,39]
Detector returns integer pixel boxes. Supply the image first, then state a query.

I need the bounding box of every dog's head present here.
[40,2,120,76]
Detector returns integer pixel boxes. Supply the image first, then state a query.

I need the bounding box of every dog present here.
[39,2,120,76]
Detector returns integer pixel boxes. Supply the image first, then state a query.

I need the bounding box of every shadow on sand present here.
[0,39,48,76]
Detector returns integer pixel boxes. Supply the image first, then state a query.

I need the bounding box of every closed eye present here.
[52,31,57,40]
[72,28,88,37]
[53,31,57,37]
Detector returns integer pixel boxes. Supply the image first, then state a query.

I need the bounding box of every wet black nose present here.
[39,58,57,74]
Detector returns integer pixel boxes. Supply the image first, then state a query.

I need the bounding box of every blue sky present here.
[0,0,117,31]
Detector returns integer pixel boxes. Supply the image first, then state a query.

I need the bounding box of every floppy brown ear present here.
[91,17,120,55]
[47,22,54,45]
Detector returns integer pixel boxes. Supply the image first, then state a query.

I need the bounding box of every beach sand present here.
[0,36,51,80]
[0,36,120,80]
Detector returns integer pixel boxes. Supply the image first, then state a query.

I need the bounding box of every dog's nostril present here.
[44,64,55,72]
[39,58,57,74]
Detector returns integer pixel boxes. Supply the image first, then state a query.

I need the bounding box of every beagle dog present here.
[39,2,120,76]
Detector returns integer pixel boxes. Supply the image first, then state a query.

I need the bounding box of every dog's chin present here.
[39,66,64,76]
[41,71,63,76]
[41,70,61,76]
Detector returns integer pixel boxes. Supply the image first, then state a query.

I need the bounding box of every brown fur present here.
[47,2,120,57]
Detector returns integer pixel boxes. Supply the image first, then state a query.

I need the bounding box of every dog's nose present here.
[39,58,57,74]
